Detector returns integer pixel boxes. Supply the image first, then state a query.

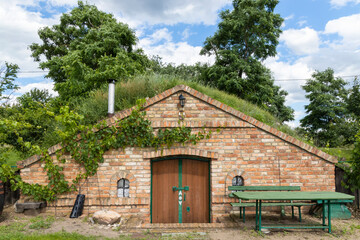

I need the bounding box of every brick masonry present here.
[18,85,336,223]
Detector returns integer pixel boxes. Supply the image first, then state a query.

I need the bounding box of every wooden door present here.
[182,159,209,223]
[152,159,179,223]
[151,158,210,223]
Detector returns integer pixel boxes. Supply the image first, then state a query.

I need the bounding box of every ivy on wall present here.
[0,100,213,201]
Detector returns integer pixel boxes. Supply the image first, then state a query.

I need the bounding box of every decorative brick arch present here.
[225,169,249,195]
[143,147,218,160]
[109,171,137,198]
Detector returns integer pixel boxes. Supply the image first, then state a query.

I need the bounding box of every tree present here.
[300,68,353,147]
[17,88,53,108]
[0,62,19,104]
[201,0,283,75]
[347,77,360,119]
[149,55,207,81]
[30,1,148,101]
[200,0,293,122]
[344,126,360,191]
[0,89,56,152]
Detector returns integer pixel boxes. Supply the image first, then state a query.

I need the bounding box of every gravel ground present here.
[1,205,360,239]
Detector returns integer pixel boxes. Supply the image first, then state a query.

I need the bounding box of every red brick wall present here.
[19,89,335,223]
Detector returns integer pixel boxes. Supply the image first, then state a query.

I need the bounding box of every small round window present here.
[232,176,244,186]
[117,178,129,198]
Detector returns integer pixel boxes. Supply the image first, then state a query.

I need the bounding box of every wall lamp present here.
[179,93,186,108]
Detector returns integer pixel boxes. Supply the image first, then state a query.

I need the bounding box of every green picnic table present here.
[233,191,354,233]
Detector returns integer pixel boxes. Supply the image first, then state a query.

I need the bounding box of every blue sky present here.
[1,0,360,127]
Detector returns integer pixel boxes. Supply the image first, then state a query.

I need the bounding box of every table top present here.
[233,191,355,201]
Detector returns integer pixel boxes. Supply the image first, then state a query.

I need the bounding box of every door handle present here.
[172,186,189,191]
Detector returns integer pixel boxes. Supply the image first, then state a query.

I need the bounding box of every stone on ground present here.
[93,210,120,225]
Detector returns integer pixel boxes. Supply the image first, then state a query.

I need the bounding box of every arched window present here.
[232,176,244,187]
[117,178,129,197]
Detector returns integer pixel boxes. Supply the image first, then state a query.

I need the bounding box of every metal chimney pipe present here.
[108,79,116,117]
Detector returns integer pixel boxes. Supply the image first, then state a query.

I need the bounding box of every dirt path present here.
[1,205,360,239]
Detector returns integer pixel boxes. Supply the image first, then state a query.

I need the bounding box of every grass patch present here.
[28,216,55,230]
[0,221,109,240]
[0,146,23,166]
[320,146,353,161]
[0,222,28,233]
[0,231,106,240]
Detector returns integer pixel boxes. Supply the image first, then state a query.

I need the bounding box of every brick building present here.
[18,85,336,223]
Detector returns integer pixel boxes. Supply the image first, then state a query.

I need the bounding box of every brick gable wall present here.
[18,86,335,223]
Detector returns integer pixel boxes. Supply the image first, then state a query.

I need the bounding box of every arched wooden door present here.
[151,157,210,223]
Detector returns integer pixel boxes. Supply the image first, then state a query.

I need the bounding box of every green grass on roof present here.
[75,73,299,139]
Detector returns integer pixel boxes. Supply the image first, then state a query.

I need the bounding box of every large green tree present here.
[30,1,148,101]
[300,68,355,147]
[201,0,283,72]
[200,0,293,122]
[0,62,19,104]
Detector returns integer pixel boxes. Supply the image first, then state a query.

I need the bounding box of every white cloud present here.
[280,27,320,55]
[0,0,60,77]
[1,80,57,105]
[88,0,231,26]
[268,16,360,105]
[285,110,306,128]
[297,20,307,27]
[264,57,313,105]
[148,28,173,44]
[139,28,214,66]
[268,13,360,127]
[330,0,360,7]
[144,42,214,66]
[17,81,57,96]
[300,47,360,77]
[46,0,77,6]
[285,14,294,21]
[324,14,360,48]
[181,28,192,40]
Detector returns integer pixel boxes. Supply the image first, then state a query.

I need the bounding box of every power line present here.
[18,70,49,73]
[274,75,359,82]
[17,70,359,82]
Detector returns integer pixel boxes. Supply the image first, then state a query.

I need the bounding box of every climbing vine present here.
[0,99,213,201]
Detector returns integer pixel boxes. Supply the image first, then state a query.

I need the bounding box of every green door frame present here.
[150,155,211,223]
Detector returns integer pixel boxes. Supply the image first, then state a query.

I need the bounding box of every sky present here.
[1,0,360,127]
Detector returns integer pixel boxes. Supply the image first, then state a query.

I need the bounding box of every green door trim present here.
[150,155,211,223]
[178,159,183,223]
[150,161,153,223]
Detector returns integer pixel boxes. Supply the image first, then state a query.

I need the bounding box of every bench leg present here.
[328,200,331,233]
[255,200,259,230]
[243,207,246,223]
[239,207,242,218]
[259,200,262,232]
[291,206,294,219]
[298,206,302,222]
[322,200,326,226]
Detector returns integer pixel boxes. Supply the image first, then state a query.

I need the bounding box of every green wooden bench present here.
[228,186,316,223]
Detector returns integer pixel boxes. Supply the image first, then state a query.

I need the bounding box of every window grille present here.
[117,178,129,197]
[232,176,244,186]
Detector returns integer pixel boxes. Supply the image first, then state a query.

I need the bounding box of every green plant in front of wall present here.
[343,125,360,191]
[0,99,212,201]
